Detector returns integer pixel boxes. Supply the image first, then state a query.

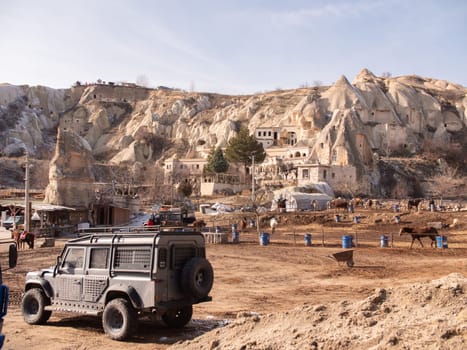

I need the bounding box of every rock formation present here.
[1,69,466,201]
[44,129,96,208]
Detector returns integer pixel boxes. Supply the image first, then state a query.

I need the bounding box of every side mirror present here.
[8,244,17,269]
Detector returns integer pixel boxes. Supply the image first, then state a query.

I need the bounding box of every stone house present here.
[255,126,298,148]
[295,162,357,194]
[163,155,247,196]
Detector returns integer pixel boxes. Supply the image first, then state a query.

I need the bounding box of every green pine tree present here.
[225,126,266,166]
[205,147,229,173]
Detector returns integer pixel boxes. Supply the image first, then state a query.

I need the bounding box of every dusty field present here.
[1,208,466,349]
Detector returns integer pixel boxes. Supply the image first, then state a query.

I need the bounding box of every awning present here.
[1,203,76,212]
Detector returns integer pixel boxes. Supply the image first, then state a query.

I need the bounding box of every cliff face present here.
[0,83,80,158]
[1,69,466,202]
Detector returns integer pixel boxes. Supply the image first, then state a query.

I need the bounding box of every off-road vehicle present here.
[21,229,214,340]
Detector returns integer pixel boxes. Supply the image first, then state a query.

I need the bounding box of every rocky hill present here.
[0,69,466,200]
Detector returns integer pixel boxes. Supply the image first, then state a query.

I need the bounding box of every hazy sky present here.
[1,0,466,94]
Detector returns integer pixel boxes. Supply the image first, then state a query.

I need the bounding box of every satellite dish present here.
[31,212,41,221]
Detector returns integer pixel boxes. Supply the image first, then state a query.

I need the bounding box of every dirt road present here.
[1,208,466,349]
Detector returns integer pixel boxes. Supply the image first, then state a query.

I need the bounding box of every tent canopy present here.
[271,187,332,211]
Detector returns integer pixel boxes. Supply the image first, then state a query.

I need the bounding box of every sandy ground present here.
[0,207,466,349]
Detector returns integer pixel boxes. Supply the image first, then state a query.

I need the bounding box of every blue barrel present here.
[249,219,255,228]
[436,235,448,248]
[215,226,221,233]
[394,215,400,224]
[260,232,270,246]
[353,216,360,224]
[430,204,435,212]
[342,235,353,249]
[304,234,312,246]
[393,204,400,213]
[380,235,389,248]
[335,215,341,223]
[232,223,238,232]
[232,230,240,243]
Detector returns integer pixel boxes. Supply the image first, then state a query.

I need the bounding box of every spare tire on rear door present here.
[181,257,214,298]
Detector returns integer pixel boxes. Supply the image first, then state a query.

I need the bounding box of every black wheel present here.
[162,305,193,328]
[22,288,52,324]
[102,298,136,341]
[8,243,18,268]
[181,257,214,299]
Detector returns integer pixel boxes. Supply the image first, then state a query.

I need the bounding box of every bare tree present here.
[426,166,466,201]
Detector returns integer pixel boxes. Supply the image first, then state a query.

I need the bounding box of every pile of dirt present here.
[170,273,467,350]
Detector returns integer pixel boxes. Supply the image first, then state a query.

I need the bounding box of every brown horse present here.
[352,197,364,207]
[11,230,35,250]
[328,199,348,211]
[11,229,24,250]
[399,226,438,248]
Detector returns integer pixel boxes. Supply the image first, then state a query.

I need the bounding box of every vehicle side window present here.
[62,247,85,269]
[158,248,167,269]
[89,248,109,269]
[172,245,196,269]
[114,246,151,270]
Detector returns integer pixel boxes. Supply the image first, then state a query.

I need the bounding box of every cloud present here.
[267,0,388,25]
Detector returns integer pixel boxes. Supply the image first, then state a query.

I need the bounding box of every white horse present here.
[270,217,278,234]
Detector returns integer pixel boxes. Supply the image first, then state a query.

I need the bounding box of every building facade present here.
[295,162,357,193]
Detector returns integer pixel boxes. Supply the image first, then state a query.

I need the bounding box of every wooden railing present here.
[0,189,45,200]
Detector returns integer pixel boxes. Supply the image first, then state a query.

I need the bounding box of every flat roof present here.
[0,202,76,212]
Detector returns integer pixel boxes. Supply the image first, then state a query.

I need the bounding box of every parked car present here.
[2,216,24,230]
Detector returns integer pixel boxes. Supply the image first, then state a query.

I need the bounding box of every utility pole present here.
[171,176,174,205]
[24,151,30,232]
[251,155,255,204]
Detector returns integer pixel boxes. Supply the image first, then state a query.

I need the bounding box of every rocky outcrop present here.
[1,69,466,198]
[0,83,78,158]
[44,129,96,208]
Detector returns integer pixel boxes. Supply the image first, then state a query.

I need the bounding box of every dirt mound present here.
[170,273,467,350]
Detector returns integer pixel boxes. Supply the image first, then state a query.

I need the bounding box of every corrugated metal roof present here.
[33,204,76,212]
[0,203,76,211]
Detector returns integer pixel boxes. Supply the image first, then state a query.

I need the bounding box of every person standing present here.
[429,197,435,212]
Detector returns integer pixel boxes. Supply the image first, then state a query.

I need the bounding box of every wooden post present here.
[321,227,325,247]
[24,152,31,232]
[354,226,358,247]
[258,213,261,235]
